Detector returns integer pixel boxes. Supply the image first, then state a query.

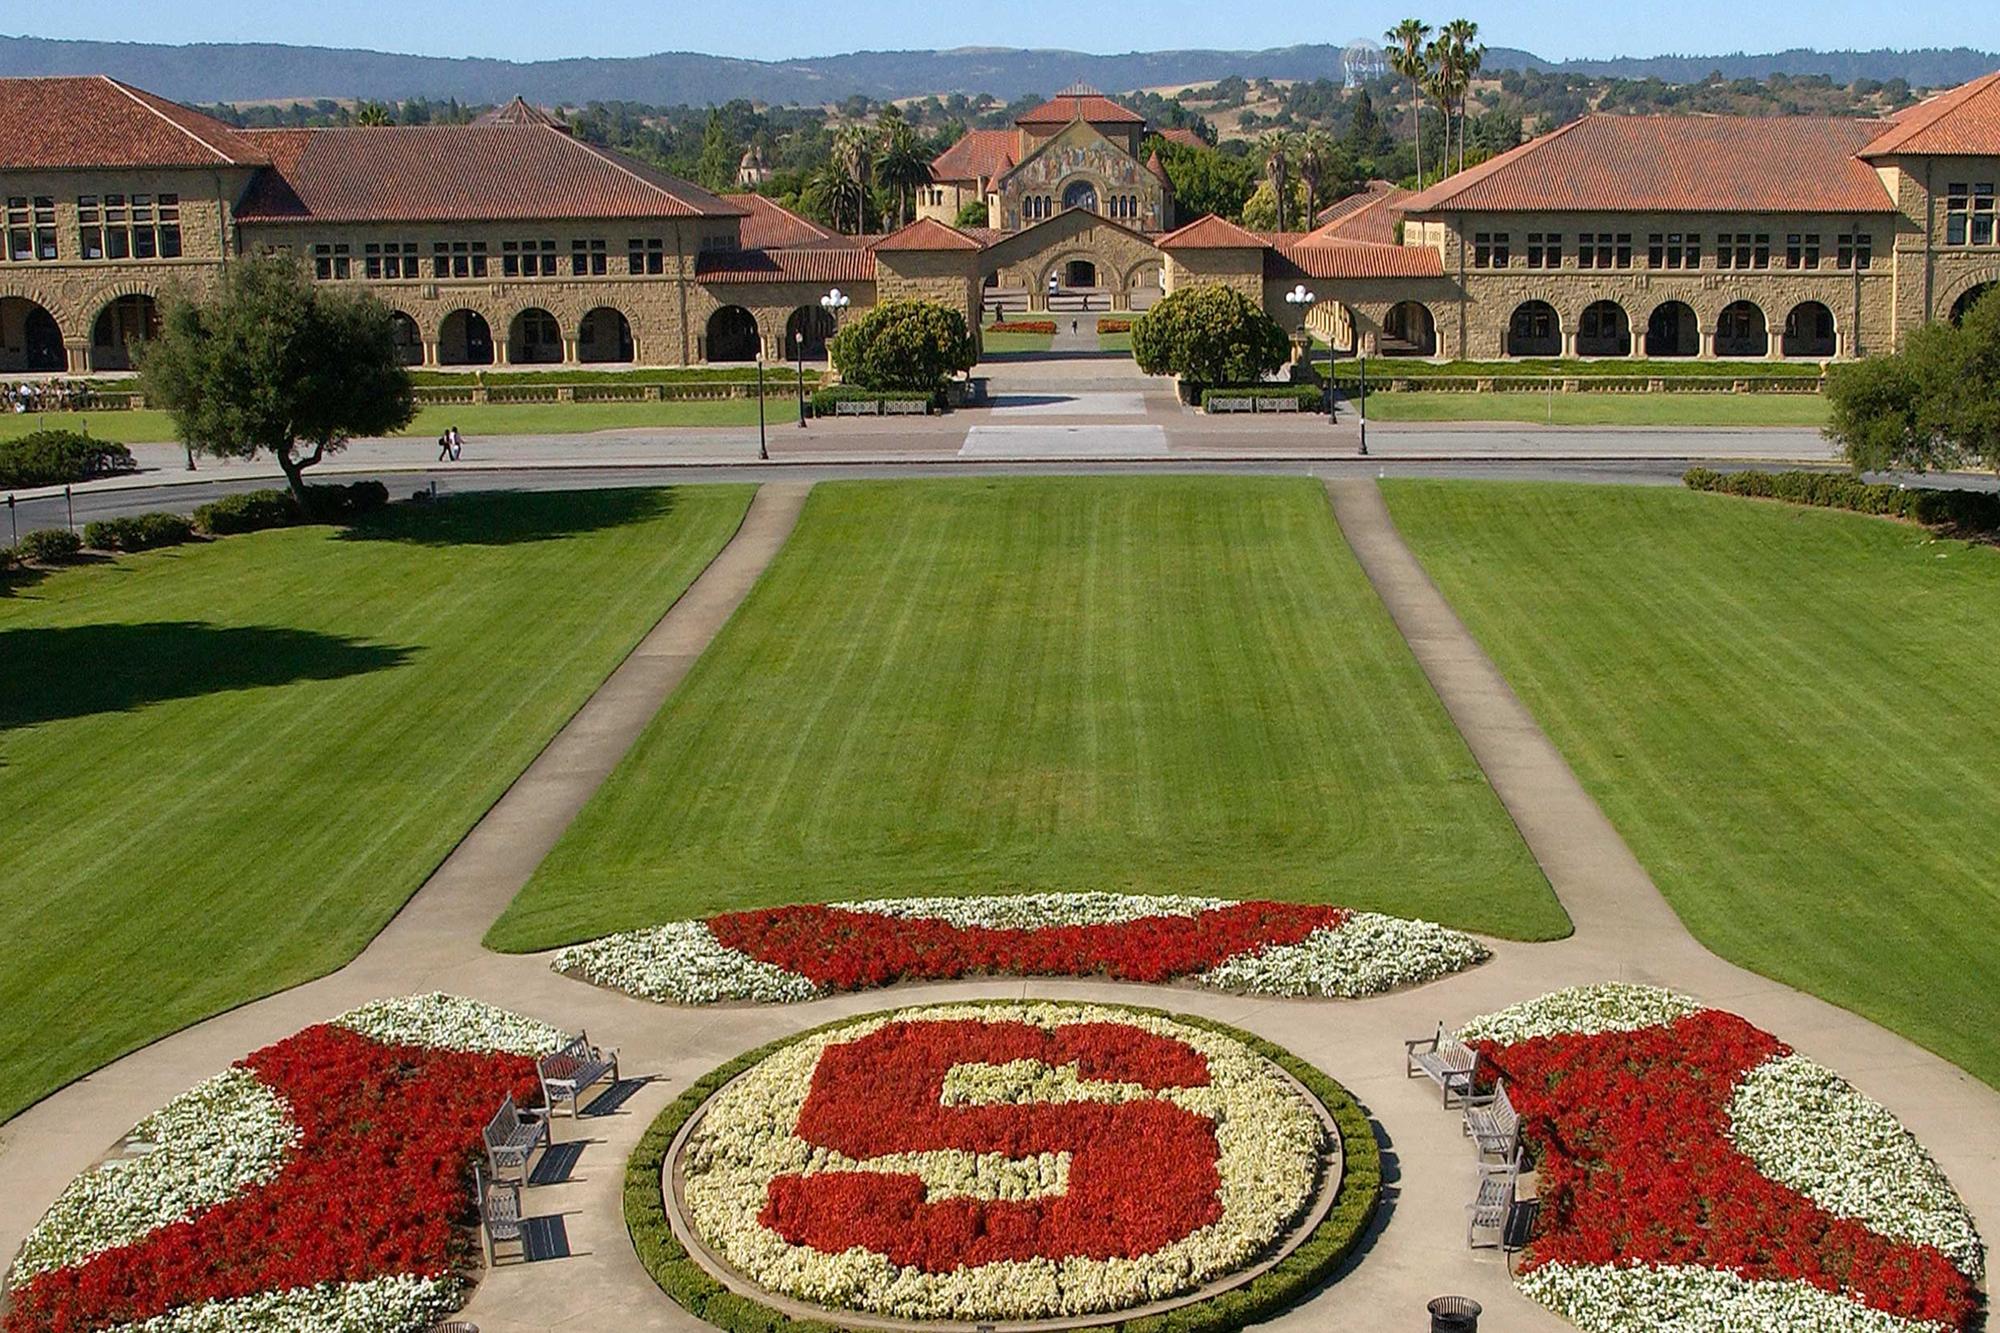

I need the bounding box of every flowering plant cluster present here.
[679,1002,1330,1322]
[1459,985,1985,1333]
[6,995,558,1333]
[553,893,1486,1004]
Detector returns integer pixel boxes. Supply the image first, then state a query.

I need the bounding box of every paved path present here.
[3,472,1996,1333]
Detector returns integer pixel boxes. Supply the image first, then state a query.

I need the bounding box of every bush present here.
[829,299,976,393]
[84,512,196,552]
[16,528,83,563]
[987,320,1056,335]
[193,490,300,536]
[0,431,137,489]
[0,546,18,576]
[1683,468,2000,535]
[1131,285,1290,390]
[1099,318,1133,334]
[808,385,934,416]
[1202,386,1328,412]
[304,479,391,521]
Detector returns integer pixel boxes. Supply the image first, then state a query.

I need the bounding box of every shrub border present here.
[624,1001,1381,1333]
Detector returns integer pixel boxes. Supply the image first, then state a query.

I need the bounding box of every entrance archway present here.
[705,306,759,363]
[438,309,494,366]
[578,307,634,364]
[508,308,563,365]
[1645,301,1698,358]
[1381,302,1437,357]
[89,294,158,371]
[1062,180,1099,214]
[1506,301,1561,357]
[388,311,423,366]
[1716,301,1768,358]
[1065,259,1099,289]
[1578,301,1631,357]
[784,305,836,361]
[0,296,65,372]
[1782,302,1837,359]
[1951,282,1997,326]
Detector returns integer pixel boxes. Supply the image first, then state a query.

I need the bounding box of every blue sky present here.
[7,1,1996,65]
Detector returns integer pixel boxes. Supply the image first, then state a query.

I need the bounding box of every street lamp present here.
[816,289,851,423]
[793,328,808,429]
[1283,284,1327,422]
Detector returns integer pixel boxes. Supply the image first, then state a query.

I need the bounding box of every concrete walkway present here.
[1,474,1995,1333]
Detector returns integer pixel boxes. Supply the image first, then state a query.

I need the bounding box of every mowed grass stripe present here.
[1383,480,2000,1086]
[0,486,754,1122]
[490,477,1564,949]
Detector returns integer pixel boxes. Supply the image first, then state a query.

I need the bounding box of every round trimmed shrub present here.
[829,300,976,394]
[84,512,196,553]
[1131,285,1291,390]
[0,431,137,489]
[16,528,83,563]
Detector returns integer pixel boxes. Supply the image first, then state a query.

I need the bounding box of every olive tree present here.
[1827,288,2000,475]
[1130,284,1290,388]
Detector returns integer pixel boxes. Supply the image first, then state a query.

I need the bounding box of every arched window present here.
[388,311,423,366]
[705,305,760,363]
[438,309,493,366]
[1506,301,1562,357]
[89,294,159,371]
[579,308,635,364]
[1951,283,1996,326]
[1578,301,1631,357]
[1645,301,1699,358]
[1782,302,1837,359]
[1382,302,1437,357]
[0,296,65,372]
[1715,301,1768,358]
[508,308,563,364]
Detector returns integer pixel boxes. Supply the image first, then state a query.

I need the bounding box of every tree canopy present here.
[140,256,415,506]
[1130,284,1291,387]
[829,299,976,393]
[1825,288,2000,474]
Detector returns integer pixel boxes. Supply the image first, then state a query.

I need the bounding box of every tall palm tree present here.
[1423,36,1460,180]
[1385,20,1432,188]
[876,120,931,227]
[806,161,864,236]
[832,125,875,234]
[1442,19,1484,173]
[1298,131,1331,230]
[1261,132,1294,232]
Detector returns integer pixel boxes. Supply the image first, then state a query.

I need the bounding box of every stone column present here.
[1699,329,1716,360]
[495,337,511,366]
[64,341,90,374]
[562,336,580,364]
[422,340,440,368]
[1563,329,1579,359]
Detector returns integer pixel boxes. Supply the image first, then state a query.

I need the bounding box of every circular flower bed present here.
[554,893,1486,1005]
[5,994,568,1333]
[1462,985,1986,1333]
[631,1002,1379,1331]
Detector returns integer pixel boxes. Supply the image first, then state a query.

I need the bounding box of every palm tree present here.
[832,125,875,233]
[1442,19,1484,173]
[1261,132,1294,232]
[353,101,394,127]
[1385,20,1432,187]
[876,120,931,227]
[1298,132,1331,230]
[806,161,864,236]
[1423,36,1460,180]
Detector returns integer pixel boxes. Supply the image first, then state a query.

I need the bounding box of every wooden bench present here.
[538,1033,619,1119]
[833,399,879,416]
[1464,1081,1521,1163]
[1467,1151,1523,1250]
[476,1164,524,1266]
[882,398,928,415]
[1405,1023,1492,1108]
[483,1092,548,1178]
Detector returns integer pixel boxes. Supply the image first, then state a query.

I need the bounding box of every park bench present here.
[1464,1082,1521,1163]
[483,1092,548,1179]
[1255,396,1300,413]
[1405,1023,1491,1108]
[1466,1150,1523,1250]
[475,1164,525,1266]
[833,399,879,416]
[537,1033,620,1119]
[1207,396,1254,414]
[882,398,928,415]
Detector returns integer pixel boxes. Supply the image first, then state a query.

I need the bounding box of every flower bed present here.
[669,1002,1348,1324]
[553,893,1487,1005]
[1462,985,1986,1333]
[5,994,567,1333]
[988,320,1058,335]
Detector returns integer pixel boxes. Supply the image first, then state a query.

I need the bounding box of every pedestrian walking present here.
[448,425,464,461]
[438,431,453,461]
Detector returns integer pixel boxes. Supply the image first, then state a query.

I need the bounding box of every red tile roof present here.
[696,247,875,283]
[1402,114,1898,214]
[1017,93,1147,127]
[1861,69,2000,157]
[1269,236,1444,279]
[1156,214,1267,249]
[1156,128,1207,149]
[930,128,1016,182]
[870,217,984,251]
[236,124,743,223]
[473,97,567,129]
[0,75,267,169]
[1312,181,1409,239]
[722,192,844,249]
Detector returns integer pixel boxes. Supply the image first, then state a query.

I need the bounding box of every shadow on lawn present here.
[0,622,413,730]
[336,486,681,548]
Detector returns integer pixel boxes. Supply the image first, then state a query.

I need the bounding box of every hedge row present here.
[84,513,195,552]
[1684,468,2000,535]
[623,1002,1381,1333]
[13,528,82,563]
[192,480,390,536]
[987,320,1056,335]
[0,431,137,490]
[807,385,935,416]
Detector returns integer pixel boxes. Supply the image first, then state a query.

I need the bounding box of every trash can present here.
[1428,1295,1482,1332]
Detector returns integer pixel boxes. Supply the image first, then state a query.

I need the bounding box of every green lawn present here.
[1099,329,1134,354]
[1329,357,1828,380]
[1349,390,1828,427]
[490,477,1565,951]
[1385,481,2000,1086]
[0,398,797,446]
[980,330,1055,355]
[0,485,753,1121]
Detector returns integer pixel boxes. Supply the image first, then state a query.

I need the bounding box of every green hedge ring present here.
[623,1002,1382,1333]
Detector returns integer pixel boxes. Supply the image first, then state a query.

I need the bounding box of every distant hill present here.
[0,33,1994,108]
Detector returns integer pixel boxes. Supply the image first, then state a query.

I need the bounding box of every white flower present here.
[1458,983,1702,1046]
[553,921,820,1004]
[1730,1054,1984,1280]
[331,992,568,1056]
[846,893,1228,929]
[1197,913,1488,998]
[12,1069,297,1286]
[1519,1261,1953,1333]
[109,1274,459,1333]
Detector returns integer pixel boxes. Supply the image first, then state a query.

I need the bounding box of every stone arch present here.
[1645,300,1700,358]
[578,307,634,364]
[705,305,759,363]
[0,295,67,372]
[1949,280,1998,326]
[1381,301,1437,357]
[507,307,563,365]
[1505,300,1563,358]
[785,305,837,361]
[1715,300,1769,358]
[1577,300,1632,357]
[438,309,494,366]
[1782,302,1838,359]
[386,311,423,367]
[89,293,160,372]
[1061,178,1101,213]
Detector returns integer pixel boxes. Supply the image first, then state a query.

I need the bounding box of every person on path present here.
[438,431,453,462]
[449,425,464,460]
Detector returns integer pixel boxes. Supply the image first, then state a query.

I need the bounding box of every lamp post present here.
[755,354,768,460]
[1283,284,1322,421]
[1357,352,1369,456]
[819,289,851,418]
[794,328,808,428]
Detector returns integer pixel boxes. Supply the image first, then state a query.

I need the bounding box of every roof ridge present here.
[560,129,698,213]
[101,75,237,165]
[1402,115,1594,212]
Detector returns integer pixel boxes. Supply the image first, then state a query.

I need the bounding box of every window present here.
[312,242,352,280]
[5,197,29,262]
[1647,232,1700,270]
[157,194,180,258]
[70,190,179,262]
[77,196,102,260]
[1975,185,1997,246]
[501,238,557,277]
[1582,232,1634,268]
[572,238,607,276]
[364,241,419,279]
[1946,184,1969,245]
[1525,233,1561,268]
[1836,232,1874,270]
[1472,232,1510,268]
[432,240,488,278]
[1024,194,1056,223]
[1716,232,1771,270]
[1785,233,1821,270]
[628,237,665,275]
